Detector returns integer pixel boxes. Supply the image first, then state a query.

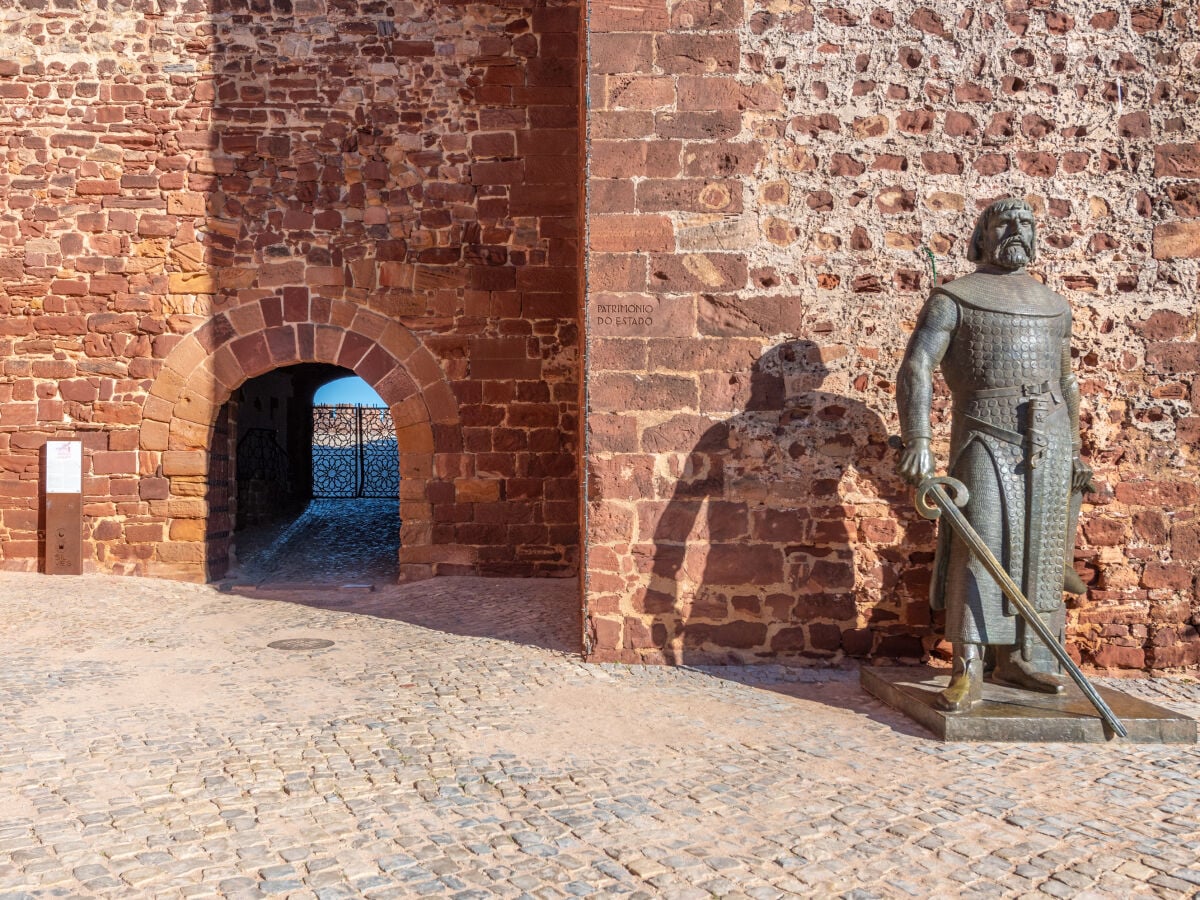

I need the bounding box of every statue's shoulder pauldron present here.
[919,289,960,331]
[937,272,1067,318]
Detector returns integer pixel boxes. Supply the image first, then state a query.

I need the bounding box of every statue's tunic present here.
[905,271,1074,646]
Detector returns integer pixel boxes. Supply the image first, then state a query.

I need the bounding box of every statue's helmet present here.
[967,197,1038,264]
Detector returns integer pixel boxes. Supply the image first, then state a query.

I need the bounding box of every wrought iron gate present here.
[236,428,290,485]
[311,405,399,498]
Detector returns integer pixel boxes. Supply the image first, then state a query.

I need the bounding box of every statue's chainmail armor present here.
[898,270,1079,649]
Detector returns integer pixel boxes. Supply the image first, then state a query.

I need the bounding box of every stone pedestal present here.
[862,666,1197,743]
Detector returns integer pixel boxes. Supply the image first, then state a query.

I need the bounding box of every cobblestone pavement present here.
[229,500,400,586]
[1,572,1198,899]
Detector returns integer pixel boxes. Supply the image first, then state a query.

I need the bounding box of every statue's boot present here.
[1063,563,1087,596]
[992,647,1066,694]
[935,644,983,712]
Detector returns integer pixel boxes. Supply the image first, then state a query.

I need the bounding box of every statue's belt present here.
[959,380,1062,402]
[961,415,1036,449]
[958,381,1066,455]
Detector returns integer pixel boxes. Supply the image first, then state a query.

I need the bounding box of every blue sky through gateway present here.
[314,376,386,407]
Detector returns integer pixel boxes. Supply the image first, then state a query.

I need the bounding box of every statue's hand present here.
[898,438,936,486]
[1071,454,1096,493]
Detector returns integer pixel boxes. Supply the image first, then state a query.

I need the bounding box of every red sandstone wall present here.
[0,0,581,579]
[583,1,1200,668]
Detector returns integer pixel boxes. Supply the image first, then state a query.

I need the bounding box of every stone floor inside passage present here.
[228,499,402,587]
[1,571,1198,899]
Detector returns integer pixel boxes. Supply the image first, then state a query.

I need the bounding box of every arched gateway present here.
[141,297,460,582]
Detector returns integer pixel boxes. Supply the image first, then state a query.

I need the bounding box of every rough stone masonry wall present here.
[584,0,1200,668]
[0,0,581,580]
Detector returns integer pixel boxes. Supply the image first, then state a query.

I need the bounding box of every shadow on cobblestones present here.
[227,575,580,655]
[223,498,580,654]
[709,664,1200,742]
[700,665,936,739]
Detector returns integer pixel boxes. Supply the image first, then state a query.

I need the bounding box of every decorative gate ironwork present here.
[236,427,290,485]
[312,405,399,499]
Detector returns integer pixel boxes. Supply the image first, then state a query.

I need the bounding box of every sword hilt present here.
[914,476,969,520]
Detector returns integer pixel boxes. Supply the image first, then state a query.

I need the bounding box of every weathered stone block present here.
[1155,143,1200,178]
[161,451,206,477]
[1152,221,1200,259]
[590,215,674,252]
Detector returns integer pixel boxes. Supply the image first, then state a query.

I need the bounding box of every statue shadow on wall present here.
[646,339,931,665]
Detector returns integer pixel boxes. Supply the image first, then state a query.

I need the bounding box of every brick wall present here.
[583,1,1200,669]
[0,0,582,580]
[3,0,1199,672]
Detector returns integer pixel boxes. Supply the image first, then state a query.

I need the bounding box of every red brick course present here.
[0,0,582,581]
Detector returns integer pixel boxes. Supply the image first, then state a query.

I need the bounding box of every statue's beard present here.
[991,236,1031,269]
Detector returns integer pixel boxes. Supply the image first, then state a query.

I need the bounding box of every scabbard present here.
[1021,395,1047,661]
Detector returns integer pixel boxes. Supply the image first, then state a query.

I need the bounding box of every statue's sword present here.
[914,475,1128,738]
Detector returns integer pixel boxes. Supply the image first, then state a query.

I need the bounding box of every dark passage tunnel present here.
[210,364,401,585]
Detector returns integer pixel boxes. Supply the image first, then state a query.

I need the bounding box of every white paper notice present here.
[46,441,82,494]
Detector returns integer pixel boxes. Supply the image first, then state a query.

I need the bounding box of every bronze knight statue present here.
[897,198,1094,713]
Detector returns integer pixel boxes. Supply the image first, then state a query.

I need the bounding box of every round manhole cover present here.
[267,638,335,651]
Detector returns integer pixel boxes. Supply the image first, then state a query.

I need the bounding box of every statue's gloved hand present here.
[898,437,936,486]
[1071,454,1096,493]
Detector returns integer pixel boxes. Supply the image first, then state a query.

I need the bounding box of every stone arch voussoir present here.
[142,308,460,582]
